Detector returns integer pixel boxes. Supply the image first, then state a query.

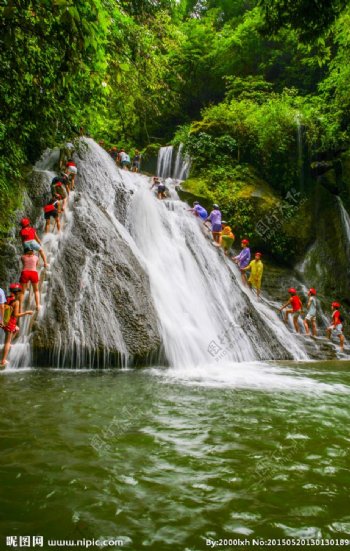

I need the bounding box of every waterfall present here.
[296,115,304,190]
[173,143,191,180]
[156,146,174,178]
[123,173,308,366]
[157,144,191,180]
[5,139,311,370]
[337,196,350,259]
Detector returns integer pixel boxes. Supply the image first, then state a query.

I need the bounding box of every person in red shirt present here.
[19,218,48,267]
[20,244,40,311]
[0,284,33,368]
[279,288,303,333]
[326,302,344,352]
[43,196,61,233]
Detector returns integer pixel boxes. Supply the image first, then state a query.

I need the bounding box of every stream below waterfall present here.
[0,366,349,548]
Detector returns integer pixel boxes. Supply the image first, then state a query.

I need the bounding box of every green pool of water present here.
[0,362,350,550]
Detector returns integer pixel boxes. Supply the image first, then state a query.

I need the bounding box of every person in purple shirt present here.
[189,201,208,221]
[233,238,251,285]
[204,204,222,245]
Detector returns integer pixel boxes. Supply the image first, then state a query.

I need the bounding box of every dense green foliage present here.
[1,0,350,245]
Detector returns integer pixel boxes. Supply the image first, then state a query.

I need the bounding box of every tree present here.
[258,0,348,40]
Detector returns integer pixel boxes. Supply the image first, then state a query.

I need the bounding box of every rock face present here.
[0,162,54,289]
[31,139,162,367]
[298,184,349,297]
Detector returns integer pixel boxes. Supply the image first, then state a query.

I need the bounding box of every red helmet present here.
[20,217,30,227]
[241,239,249,245]
[288,288,297,294]
[255,252,262,257]
[9,283,22,292]
[332,302,341,308]
[308,288,316,295]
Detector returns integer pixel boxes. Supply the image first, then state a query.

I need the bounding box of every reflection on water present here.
[0,362,349,549]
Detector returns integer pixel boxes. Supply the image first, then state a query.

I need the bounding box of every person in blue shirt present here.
[189,201,208,221]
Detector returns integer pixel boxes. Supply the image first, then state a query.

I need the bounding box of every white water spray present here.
[157,144,191,181]
[337,196,350,259]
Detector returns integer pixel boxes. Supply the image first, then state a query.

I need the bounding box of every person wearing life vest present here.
[204,204,222,245]
[303,288,318,336]
[242,252,263,298]
[233,239,251,284]
[0,286,6,326]
[326,302,344,352]
[279,288,303,333]
[65,159,78,191]
[19,218,48,268]
[221,221,235,256]
[20,244,41,311]
[0,284,33,368]
[43,195,61,233]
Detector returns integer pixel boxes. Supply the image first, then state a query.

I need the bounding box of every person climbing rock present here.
[221,222,235,256]
[151,177,166,200]
[232,239,251,284]
[0,286,6,326]
[65,159,77,191]
[204,204,222,245]
[303,288,317,336]
[0,284,33,368]
[59,142,74,171]
[242,252,263,298]
[51,176,68,209]
[20,244,40,311]
[43,196,61,233]
[326,302,344,352]
[118,149,131,170]
[109,146,118,161]
[279,288,303,333]
[19,218,48,268]
[132,150,142,173]
[189,201,208,221]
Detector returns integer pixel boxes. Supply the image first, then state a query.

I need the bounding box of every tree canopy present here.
[1,0,350,230]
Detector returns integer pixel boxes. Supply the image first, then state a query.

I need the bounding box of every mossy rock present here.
[181,168,314,261]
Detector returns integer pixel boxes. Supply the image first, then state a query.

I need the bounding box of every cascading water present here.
[337,196,350,259]
[156,146,174,178]
[173,143,191,181]
[5,139,314,370]
[157,144,191,181]
[124,172,308,366]
[296,115,304,190]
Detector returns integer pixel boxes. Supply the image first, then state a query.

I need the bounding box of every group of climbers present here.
[189,201,264,298]
[0,157,78,368]
[188,200,345,351]
[279,288,344,351]
[108,147,142,172]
